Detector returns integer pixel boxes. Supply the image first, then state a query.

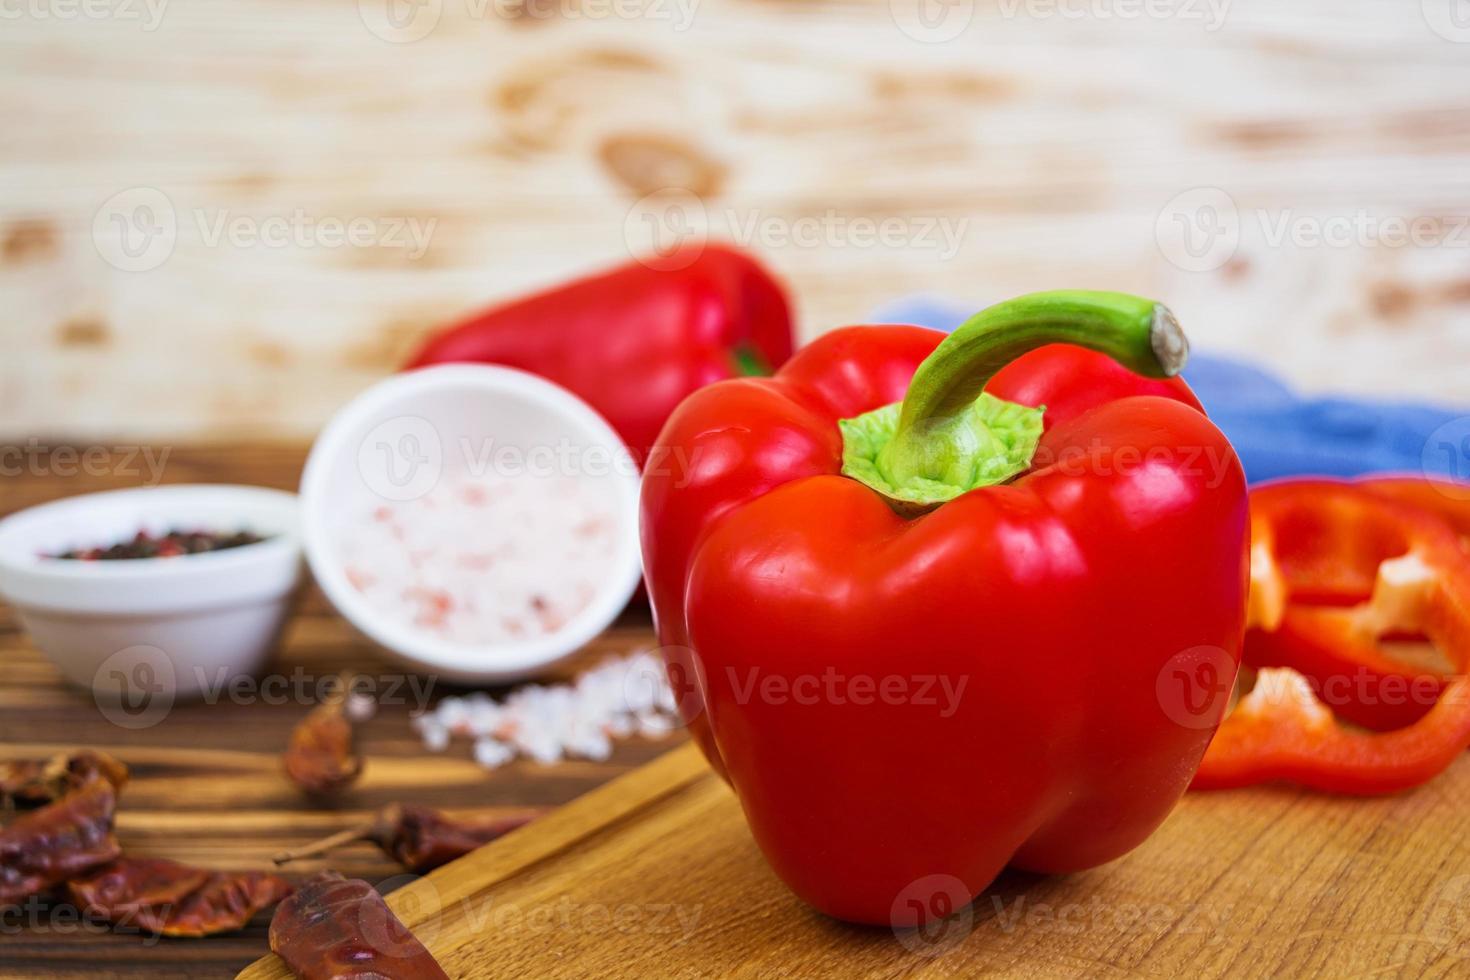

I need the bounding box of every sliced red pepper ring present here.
[1245,481,1459,730]
[1360,477,1470,544]
[1195,481,1470,794]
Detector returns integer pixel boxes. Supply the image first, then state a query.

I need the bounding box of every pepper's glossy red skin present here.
[641,326,1249,925]
[406,244,794,461]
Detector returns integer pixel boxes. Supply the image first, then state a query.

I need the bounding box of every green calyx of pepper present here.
[840,290,1189,514]
[732,342,771,377]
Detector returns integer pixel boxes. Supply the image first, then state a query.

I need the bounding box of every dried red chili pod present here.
[269,871,449,980]
[61,751,130,792]
[285,677,364,797]
[64,856,208,925]
[274,803,536,873]
[0,777,121,906]
[2,750,128,811]
[67,857,293,937]
[376,804,533,871]
[0,759,50,809]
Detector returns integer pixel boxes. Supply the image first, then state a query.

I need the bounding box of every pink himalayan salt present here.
[337,470,620,647]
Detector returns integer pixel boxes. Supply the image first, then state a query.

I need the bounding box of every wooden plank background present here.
[0,445,682,978]
[2,0,1469,442]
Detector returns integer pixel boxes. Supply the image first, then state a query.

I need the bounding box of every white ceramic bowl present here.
[299,364,643,684]
[0,485,302,705]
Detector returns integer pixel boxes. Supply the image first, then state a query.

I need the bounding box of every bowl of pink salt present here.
[299,364,643,683]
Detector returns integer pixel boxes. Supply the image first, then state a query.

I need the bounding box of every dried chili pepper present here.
[0,776,121,906]
[285,676,364,797]
[0,759,49,808]
[2,750,128,811]
[274,803,537,873]
[66,856,293,937]
[57,751,129,794]
[269,871,450,980]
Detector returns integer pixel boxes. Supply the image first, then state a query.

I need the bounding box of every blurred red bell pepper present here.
[1196,480,1470,794]
[641,291,1248,925]
[405,244,794,462]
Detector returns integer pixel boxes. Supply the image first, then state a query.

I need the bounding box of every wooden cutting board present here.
[240,742,1470,978]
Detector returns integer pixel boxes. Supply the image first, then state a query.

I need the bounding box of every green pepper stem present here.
[897,290,1186,429]
[843,290,1188,513]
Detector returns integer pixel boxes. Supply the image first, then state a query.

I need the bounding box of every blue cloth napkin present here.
[870,297,1469,485]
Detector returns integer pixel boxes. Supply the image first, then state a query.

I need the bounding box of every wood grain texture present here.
[237,739,1470,979]
[2,1,1469,441]
[0,445,681,979]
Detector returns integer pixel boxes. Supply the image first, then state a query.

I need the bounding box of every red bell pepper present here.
[641,291,1248,925]
[1196,481,1470,793]
[405,244,794,461]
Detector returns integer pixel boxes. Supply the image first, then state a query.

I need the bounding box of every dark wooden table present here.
[0,445,675,979]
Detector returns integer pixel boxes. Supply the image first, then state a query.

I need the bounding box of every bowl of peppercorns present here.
[0,485,302,706]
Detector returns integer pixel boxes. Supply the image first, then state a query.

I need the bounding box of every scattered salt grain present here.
[473,737,515,769]
[344,690,378,724]
[636,713,675,738]
[412,650,679,770]
[419,719,450,753]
